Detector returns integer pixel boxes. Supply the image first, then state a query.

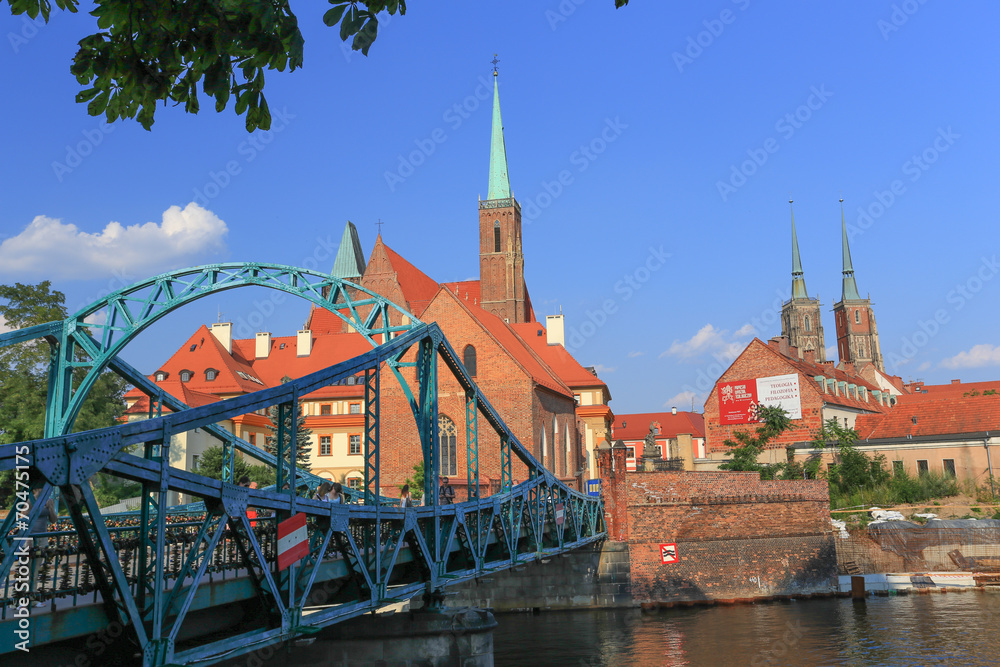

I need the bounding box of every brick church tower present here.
[479,67,529,324]
[780,200,826,361]
[833,199,884,371]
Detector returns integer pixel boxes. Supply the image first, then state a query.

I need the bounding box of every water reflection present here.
[493,594,1000,666]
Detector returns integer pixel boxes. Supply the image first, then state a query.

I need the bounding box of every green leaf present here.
[323,4,348,28]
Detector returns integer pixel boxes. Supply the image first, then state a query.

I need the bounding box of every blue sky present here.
[1,1,998,413]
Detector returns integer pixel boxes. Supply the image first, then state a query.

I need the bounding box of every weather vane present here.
[491,54,500,76]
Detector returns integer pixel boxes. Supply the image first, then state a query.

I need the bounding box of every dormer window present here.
[179,370,193,382]
[154,371,167,382]
[205,369,218,381]
[189,344,197,352]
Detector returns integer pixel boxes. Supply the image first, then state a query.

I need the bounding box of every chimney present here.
[843,362,855,376]
[211,322,232,354]
[803,349,816,365]
[297,330,312,357]
[545,314,565,347]
[255,332,271,359]
[951,379,961,385]
[671,406,677,415]
[767,336,791,357]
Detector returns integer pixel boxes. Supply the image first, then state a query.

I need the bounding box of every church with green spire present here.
[478,65,528,324]
[780,200,827,362]
[832,199,883,372]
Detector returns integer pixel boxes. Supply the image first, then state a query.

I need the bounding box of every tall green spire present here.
[840,199,861,301]
[487,61,511,201]
[790,199,808,300]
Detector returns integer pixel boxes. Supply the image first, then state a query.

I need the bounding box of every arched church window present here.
[855,311,861,324]
[493,221,501,253]
[804,316,811,332]
[439,415,458,477]
[463,345,477,377]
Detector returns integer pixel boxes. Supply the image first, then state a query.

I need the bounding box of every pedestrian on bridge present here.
[400,485,414,508]
[329,483,344,504]
[315,482,332,501]
[439,477,455,505]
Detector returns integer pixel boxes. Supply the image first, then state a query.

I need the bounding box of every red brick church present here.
[125,71,613,496]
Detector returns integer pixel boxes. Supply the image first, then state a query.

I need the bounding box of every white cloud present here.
[660,323,747,362]
[0,203,228,280]
[941,344,1000,369]
[825,345,837,360]
[917,361,932,372]
[627,351,644,358]
[593,363,617,374]
[663,390,704,411]
[734,323,755,337]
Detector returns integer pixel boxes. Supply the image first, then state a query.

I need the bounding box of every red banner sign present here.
[717,380,759,425]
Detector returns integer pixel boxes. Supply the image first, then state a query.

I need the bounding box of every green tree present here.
[193,445,275,488]
[0,282,128,506]
[264,378,313,474]
[812,418,890,493]
[718,405,794,480]
[4,0,629,131]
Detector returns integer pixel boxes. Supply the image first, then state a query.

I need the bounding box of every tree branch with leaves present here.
[5,0,631,131]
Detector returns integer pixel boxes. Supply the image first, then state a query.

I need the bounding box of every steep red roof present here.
[752,340,890,414]
[613,411,705,440]
[855,394,1000,439]
[381,242,440,316]
[441,280,482,308]
[435,289,572,397]
[510,322,608,391]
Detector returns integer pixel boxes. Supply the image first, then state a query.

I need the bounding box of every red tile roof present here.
[510,322,607,390]
[613,411,706,440]
[124,327,371,407]
[855,393,1000,439]
[906,380,1000,397]
[441,280,482,308]
[436,289,572,398]
[750,339,890,414]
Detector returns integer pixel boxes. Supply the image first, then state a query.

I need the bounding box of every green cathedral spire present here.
[331,220,366,280]
[487,65,511,201]
[840,199,861,301]
[790,200,808,300]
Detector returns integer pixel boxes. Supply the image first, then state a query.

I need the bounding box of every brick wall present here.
[375,293,577,495]
[599,447,837,603]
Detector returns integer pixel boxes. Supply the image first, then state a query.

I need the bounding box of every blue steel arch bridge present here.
[0,263,605,665]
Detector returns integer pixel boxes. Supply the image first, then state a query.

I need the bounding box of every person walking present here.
[439,476,455,505]
[400,484,414,508]
[315,482,332,501]
[329,482,344,504]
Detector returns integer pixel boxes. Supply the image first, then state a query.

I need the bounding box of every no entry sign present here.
[659,543,679,564]
[277,512,309,571]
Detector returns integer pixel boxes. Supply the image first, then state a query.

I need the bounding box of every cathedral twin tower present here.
[780,200,884,373]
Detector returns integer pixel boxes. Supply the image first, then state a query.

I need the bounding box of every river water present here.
[492,593,1000,666]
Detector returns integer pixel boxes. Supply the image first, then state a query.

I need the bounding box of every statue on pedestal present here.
[642,422,661,468]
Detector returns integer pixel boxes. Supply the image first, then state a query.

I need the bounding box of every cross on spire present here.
[375,219,384,235]
[491,54,500,77]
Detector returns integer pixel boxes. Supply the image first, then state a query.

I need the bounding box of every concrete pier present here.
[299,607,497,667]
